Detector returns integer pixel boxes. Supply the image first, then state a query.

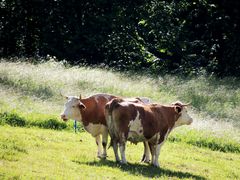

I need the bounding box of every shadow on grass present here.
[72,159,206,180]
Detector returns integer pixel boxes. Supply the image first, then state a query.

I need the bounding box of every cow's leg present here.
[119,142,127,164]
[153,139,166,167]
[141,141,151,163]
[95,135,102,158]
[101,127,108,159]
[153,143,163,167]
[149,143,156,166]
[112,139,120,162]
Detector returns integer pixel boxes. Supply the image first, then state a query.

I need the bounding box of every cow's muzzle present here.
[60,114,68,122]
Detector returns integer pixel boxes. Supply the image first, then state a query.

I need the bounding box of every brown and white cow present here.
[60,93,116,158]
[60,93,151,159]
[105,98,193,167]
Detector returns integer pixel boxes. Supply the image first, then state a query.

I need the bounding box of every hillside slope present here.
[0,59,240,179]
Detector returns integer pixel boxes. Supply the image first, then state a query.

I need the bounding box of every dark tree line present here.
[1,0,240,76]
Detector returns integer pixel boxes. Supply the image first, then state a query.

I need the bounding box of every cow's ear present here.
[174,106,182,113]
[78,102,86,109]
[80,104,86,109]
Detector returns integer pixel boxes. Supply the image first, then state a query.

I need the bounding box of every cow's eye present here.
[72,106,76,108]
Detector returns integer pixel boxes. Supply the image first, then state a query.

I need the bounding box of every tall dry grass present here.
[0,59,239,137]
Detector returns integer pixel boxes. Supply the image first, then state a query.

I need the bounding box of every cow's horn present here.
[183,102,191,106]
[79,94,82,100]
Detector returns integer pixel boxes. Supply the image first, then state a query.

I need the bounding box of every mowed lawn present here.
[0,125,239,180]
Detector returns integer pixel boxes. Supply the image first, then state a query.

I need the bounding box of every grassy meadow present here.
[0,59,240,179]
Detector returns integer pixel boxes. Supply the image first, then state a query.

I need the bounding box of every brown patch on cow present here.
[79,94,116,126]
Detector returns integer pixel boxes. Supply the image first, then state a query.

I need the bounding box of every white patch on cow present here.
[95,135,102,158]
[120,101,132,107]
[84,123,106,137]
[127,111,145,143]
[153,143,162,167]
[148,133,159,145]
[138,97,151,104]
[119,144,127,164]
[174,108,193,128]
[61,96,83,121]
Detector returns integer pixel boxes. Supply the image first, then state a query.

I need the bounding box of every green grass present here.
[0,126,239,179]
[0,58,240,179]
[168,129,240,153]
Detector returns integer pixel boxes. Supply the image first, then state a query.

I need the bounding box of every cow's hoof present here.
[101,154,107,159]
[143,159,151,164]
[120,161,128,165]
[140,154,151,164]
[152,163,160,168]
[101,156,107,160]
[116,160,121,164]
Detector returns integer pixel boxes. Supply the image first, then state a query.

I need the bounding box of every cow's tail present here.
[108,138,113,149]
[105,98,123,149]
[106,98,123,115]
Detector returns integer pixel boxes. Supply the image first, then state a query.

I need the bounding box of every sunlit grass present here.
[0,59,240,136]
[164,75,240,125]
[0,60,176,102]
[0,59,239,129]
[0,126,239,179]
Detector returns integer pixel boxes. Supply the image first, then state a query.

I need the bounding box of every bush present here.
[0,112,67,130]
[0,112,26,127]
[30,118,67,130]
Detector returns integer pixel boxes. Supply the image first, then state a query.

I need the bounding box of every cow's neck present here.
[163,105,179,125]
[160,105,181,132]
[79,97,106,127]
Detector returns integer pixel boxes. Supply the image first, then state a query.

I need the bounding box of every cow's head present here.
[60,95,86,122]
[173,101,193,127]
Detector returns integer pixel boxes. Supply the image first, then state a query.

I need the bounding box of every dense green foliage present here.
[1,0,240,76]
[0,112,67,130]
